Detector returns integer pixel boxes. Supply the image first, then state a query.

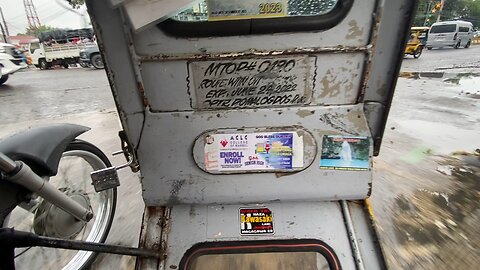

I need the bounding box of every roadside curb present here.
[399,71,480,79]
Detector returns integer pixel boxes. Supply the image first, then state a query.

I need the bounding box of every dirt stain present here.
[391,151,480,269]
[346,20,364,40]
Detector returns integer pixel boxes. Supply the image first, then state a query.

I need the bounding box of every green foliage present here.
[25,25,59,37]
[413,0,480,28]
[321,137,370,161]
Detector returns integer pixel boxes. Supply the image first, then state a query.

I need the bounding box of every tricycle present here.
[1,0,418,269]
[404,26,430,58]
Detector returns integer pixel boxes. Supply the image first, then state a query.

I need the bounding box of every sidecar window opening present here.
[180,240,340,270]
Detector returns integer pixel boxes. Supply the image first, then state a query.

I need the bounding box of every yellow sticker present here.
[207,0,287,21]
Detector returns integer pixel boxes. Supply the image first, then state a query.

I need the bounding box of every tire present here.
[427,46,432,50]
[9,140,117,270]
[0,74,8,85]
[454,41,461,49]
[413,47,422,59]
[91,54,104,69]
[39,58,50,70]
[464,40,471,48]
[62,62,69,69]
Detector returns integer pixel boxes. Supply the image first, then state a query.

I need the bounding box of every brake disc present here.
[33,188,92,239]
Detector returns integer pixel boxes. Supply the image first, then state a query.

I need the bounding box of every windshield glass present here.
[173,0,339,22]
[430,24,456,33]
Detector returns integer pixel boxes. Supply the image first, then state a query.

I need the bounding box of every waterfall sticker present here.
[320,135,370,171]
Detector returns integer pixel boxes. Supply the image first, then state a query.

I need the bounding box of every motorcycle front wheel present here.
[7,140,117,270]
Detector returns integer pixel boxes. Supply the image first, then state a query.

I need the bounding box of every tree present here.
[413,0,480,28]
[25,25,59,37]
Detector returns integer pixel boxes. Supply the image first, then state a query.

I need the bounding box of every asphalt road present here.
[0,45,479,269]
[401,44,480,72]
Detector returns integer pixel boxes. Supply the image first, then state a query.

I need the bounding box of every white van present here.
[426,20,473,49]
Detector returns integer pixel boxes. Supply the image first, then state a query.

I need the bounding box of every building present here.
[9,35,37,50]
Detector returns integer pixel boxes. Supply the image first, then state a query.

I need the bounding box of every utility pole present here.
[23,0,42,30]
[0,7,10,42]
[437,0,445,22]
[0,22,7,43]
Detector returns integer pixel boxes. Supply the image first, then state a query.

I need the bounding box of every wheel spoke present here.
[7,143,116,269]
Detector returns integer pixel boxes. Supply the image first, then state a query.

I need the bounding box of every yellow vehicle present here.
[405,26,430,58]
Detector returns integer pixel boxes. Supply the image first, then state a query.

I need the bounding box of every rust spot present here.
[140,46,371,63]
[137,82,150,107]
[367,182,373,197]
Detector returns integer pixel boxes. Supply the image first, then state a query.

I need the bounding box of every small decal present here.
[240,208,274,235]
[207,0,288,21]
[320,135,370,171]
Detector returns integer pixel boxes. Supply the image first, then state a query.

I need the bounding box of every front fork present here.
[0,152,93,222]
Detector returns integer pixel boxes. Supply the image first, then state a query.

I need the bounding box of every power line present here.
[6,1,56,22]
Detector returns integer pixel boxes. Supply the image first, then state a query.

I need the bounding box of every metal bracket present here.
[118,130,140,172]
[90,130,140,192]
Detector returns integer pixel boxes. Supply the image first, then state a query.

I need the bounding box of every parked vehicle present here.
[405,26,430,58]
[79,44,104,69]
[27,40,90,69]
[0,43,27,85]
[27,29,96,70]
[426,20,473,49]
[0,124,118,269]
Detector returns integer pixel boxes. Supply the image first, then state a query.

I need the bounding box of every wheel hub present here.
[33,188,92,239]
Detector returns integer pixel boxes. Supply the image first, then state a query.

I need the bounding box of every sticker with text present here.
[240,207,274,235]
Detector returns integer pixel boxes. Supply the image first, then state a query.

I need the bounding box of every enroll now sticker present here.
[239,207,274,235]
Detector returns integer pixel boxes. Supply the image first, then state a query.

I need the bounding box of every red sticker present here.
[239,208,274,235]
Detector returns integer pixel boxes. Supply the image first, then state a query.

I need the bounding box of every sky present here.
[0,0,90,36]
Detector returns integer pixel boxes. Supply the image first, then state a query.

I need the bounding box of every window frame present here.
[157,0,353,37]
[179,239,342,270]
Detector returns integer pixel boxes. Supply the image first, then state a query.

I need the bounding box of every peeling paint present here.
[320,73,341,98]
[346,20,364,40]
[139,46,371,63]
[318,113,360,135]
[296,110,315,118]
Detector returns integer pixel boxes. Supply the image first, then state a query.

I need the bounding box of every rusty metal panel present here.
[161,202,357,270]
[363,0,418,153]
[86,0,145,149]
[138,104,372,205]
[136,206,164,270]
[140,52,365,112]
[346,201,387,270]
